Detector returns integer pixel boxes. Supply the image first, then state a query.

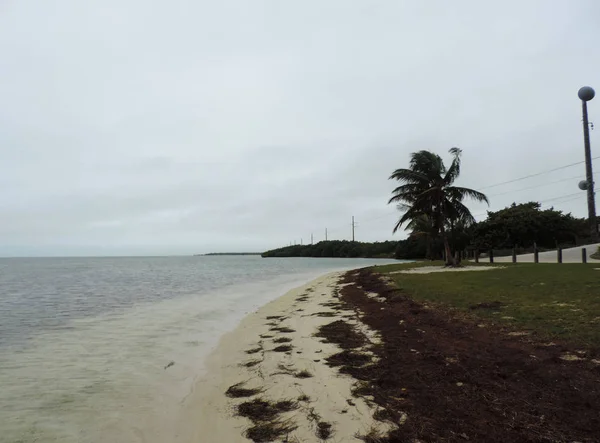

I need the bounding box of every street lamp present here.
[578,86,597,241]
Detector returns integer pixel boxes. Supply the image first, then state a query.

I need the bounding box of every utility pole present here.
[325,228,328,241]
[352,216,355,242]
[301,238,303,245]
[578,86,598,241]
[311,233,313,244]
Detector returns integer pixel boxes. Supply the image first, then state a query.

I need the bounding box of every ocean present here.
[0,255,398,443]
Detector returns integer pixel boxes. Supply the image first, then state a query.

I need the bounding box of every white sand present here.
[391,265,503,274]
[175,272,391,443]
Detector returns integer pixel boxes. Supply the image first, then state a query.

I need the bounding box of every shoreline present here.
[174,270,387,443]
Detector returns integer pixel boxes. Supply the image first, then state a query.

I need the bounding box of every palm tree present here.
[388,148,489,265]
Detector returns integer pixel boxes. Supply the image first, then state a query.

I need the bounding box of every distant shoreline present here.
[195,253,262,256]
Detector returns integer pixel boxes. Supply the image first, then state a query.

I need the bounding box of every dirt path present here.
[332,268,600,442]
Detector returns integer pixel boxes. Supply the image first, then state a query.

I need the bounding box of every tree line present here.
[261,240,398,258]
[263,148,595,263]
[395,202,596,260]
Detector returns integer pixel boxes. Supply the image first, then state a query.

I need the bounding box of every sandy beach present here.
[175,271,389,443]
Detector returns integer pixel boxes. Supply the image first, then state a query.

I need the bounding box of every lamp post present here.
[578,86,597,241]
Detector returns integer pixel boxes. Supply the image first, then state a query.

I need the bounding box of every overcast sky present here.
[1,1,599,256]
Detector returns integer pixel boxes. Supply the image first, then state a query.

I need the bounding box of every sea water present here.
[0,256,397,443]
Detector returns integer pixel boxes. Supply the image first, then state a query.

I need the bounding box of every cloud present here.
[1,0,599,255]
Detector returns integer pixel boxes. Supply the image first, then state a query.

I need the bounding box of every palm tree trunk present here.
[425,235,432,260]
[440,224,455,266]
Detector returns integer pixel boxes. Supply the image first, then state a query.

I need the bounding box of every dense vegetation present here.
[261,240,398,258]
[396,202,596,260]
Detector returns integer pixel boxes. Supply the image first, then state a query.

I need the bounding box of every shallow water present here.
[0,256,397,443]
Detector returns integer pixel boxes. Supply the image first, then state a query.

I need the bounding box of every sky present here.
[1,0,599,256]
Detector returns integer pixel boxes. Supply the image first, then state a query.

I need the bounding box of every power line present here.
[539,192,582,203]
[487,172,600,198]
[479,156,600,190]
[353,160,600,226]
[291,157,599,243]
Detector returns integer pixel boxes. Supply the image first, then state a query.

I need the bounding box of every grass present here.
[375,261,600,347]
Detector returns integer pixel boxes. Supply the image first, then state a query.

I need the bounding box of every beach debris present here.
[270,326,296,333]
[272,337,292,343]
[314,320,366,349]
[225,382,264,398]
[244,420,297,443]
[294,369,313,379]
[373,408,393,422]
[246,347,262,354]
[312,311,338,317]
[316,421,333,439]
[237,398,298,421]
[325,350,371,368]
[241,360,261,368]
[164,361,175,370]
[355,426,387,442]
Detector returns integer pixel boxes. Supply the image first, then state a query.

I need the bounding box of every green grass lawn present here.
[373,261,600,348]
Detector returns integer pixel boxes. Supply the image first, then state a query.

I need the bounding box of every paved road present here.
[485,243,600,263]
